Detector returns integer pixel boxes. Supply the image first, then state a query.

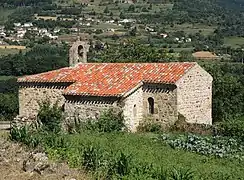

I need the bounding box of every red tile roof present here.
[18,62,196,97]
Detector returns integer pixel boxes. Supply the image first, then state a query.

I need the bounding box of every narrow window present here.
[133,104,137,117]
[148,97,154,114]
[61,104,65,112]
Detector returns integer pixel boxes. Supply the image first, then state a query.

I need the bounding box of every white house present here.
[14,23,21,27]
[23,23,33,28]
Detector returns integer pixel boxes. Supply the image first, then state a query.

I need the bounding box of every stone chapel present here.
[17,40,213,131]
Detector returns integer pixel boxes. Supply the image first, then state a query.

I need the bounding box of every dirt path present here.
[0,131,89,180]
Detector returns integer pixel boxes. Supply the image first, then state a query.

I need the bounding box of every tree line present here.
[0,43,68,121]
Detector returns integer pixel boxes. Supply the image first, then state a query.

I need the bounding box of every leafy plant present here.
[214,118,244,141]
[137,118,162,133]
[109,151,132,178]
[37,100,63,133]
[170,168,194,180]
[69,109,126,133]
[158,133,244,160]
[95,109,125,132]
[81,144,103,171]
[9,125,40,148]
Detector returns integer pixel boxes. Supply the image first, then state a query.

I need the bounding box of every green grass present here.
[0,76,14,80]
[83,1,172,17]
[174,47,194,52]
[0,7,14,24]
[166,24,216,36]
[45,132,244,179]
[224,37,244,48]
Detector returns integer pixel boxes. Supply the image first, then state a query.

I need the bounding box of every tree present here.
[120,12,125,19]
[0,44,68,76]
[128,5,135,12]
[104,6,109,14]
[129,26,137,36]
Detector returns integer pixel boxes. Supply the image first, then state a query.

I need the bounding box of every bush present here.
[170,117,213,135]
[137,118,162,133]
[95,109,125,132]
[215,118,244,141]
[37,100,63,133]
[69,109,126,133]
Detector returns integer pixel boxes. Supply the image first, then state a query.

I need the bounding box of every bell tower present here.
[69,38,90,66]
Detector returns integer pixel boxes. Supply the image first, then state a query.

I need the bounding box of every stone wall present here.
[64,95,121,122]
[176,64,212,124]
[121,84,178,131]
[142,83,178,126]
[121,87,144,132]
[19,83,67,117]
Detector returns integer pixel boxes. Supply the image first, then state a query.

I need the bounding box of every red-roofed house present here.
[17,62,212,131]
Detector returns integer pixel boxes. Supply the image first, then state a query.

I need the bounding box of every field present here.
[0,45,26,50]
[0,48,21,56]
[166,23,216,36]
[42,132,244,179]
[224,37,244,48]
[0,46,27,56]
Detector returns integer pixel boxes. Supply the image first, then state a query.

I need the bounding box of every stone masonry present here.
[176,64,212,124]
[64,96,121,121]
[18,83,69,117]
[121,84,178,132]
[69,40,90,66]
[142,83,178,126]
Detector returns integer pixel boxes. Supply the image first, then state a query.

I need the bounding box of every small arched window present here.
[78,45,84,57]
[148,97,154,114]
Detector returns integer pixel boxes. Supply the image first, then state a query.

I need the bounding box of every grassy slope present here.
[50,132,244,179]
[0,8,14,24]
[0,76,15,80]
[224,37,244,48]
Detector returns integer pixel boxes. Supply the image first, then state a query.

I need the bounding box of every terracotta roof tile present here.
[18,62,196,96]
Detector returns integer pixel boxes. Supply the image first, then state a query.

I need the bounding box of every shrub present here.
[69,109,126,133]
[95,109,125,132]
[37,100,63,133]
[137,118,162,133]
[214,118,244,141]
[170,120,213,135]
